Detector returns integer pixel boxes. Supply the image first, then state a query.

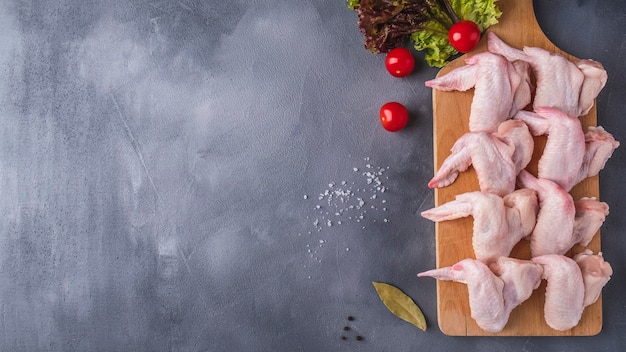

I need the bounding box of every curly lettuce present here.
[347,0,502,67]
[410,21,456,68]
[450,0,501,31]
[347,0,360,10]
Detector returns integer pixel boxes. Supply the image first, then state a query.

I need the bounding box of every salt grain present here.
[301,156,392,273]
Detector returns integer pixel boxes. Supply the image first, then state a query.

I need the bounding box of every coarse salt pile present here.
[304,157,390,232]
[300,157,392,267]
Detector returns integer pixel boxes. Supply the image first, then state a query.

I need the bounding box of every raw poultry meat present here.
[578,126,621,187]
[517,170,608,257]
[487,32,607,117]
[496,118,535,173]
[577,60,609,116]
[573,249,613,307]
[515,107,584,191]
[425,52,532,132]
[429,120,533,196]
[515,107,619,191]
[418,259,507,332]
[421,189,538,263]
[511,60,533,114]
[418,257,543,333]
[531,255,585,331]
[422,32,615,334]
[489,257,543,314]
[573,198,610,248]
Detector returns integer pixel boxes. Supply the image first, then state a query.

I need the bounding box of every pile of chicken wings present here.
[419,33,619,333]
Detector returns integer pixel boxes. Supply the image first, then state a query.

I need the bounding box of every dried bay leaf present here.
[372,281,427,331]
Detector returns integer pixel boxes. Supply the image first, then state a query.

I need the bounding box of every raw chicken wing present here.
[575,126,621,188]
[429,120,533,196]
[515,107,619,191]
[425,52,532,132]
[577,59,608,116]
[418,259,507,332]
[531,255,585,331]
[489,257,543,314]
[573,249,613,307]
[511,60,533,114]
[515,107,585,191]
[517,170,609,257]
[419,257,543,333]
[488,32,586,117]
[573,197,609,248]
[421,189,538,263]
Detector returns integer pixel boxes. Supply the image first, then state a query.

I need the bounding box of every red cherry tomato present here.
[379,102,409,132]
[385,47,415,77]
[448,20,481,53]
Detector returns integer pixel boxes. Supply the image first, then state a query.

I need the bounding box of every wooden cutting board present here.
[432,0,602,336]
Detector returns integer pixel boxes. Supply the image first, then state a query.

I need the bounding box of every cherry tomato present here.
[448,20,481,53]
[379,102,409,132]
[385,47,415,77]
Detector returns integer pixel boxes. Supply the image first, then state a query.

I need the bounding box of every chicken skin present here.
[488,32,606,117]
[419,258,543,333]
[429,120,533,196]
[517,170,608,257]
[515,107,585,191]
[531,255,585,331]
[489,257,543,314]
[573,197,610,248]
[418,259,507,332]
[578,126,620,188]
[421,189,538,263]
[576,59,608,116]
[573,249,613,307]
[425,52,532,132]
[515,107,619,192]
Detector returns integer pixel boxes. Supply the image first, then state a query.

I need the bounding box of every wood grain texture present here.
[432,0,602,336]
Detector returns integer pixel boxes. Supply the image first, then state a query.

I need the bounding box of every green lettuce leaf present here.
[409,0,501,67]
[450,0,502,30]
[348,0,502,67]
[347,0,360,10]
[410,21,458,68]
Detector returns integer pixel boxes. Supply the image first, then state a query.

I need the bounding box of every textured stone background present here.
[0,1,624,351]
